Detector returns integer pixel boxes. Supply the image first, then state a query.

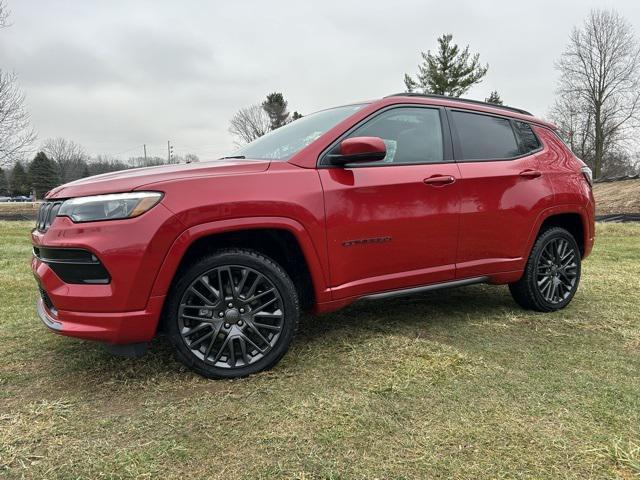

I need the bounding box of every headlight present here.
[57,192,163,223]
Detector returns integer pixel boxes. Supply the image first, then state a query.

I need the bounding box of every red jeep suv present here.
[32,94,595,378]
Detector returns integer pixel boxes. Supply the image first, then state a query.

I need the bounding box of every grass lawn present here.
[1,221,639,479]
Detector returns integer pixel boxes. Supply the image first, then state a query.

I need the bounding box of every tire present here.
[164,249,299,379]
[509,227,582,312]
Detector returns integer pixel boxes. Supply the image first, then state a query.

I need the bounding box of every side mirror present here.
[327,136,386,166]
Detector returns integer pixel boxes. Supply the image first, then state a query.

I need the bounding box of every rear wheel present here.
[509,227,581,312]
[165,249,299,379]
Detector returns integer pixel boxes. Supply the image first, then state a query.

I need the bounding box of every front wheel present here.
[164,249,299,379]
[509,227,582,312]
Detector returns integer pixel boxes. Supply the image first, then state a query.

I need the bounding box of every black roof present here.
[385,93,533,116]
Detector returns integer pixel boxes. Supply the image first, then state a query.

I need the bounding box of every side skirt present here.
[359,276,489,301]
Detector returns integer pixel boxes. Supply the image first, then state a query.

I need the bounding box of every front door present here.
[318,106,461,300]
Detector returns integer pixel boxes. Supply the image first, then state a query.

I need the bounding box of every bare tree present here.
[0,1,10,29]
[184,153,199,163]
[601,149,640,177]
[0,71,36,166]
[228,104,271,145]
[41,137,89,183]
[128,155,166,167]
[549,92,596,165]
[0,2,36,166]
[86,155,128,175]
[555,9,640,178]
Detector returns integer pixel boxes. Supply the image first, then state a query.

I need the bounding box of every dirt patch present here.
[0,203,40,221]
[594,179,640,215]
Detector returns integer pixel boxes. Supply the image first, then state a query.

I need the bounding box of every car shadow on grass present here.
[38,284,519,391]
[298,284,516,341]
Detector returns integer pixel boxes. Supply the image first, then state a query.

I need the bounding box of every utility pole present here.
[143,144,147,163]
[167,141,174,163]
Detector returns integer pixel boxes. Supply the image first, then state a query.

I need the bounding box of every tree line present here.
[1,0,638,184]
[0,139,200,199]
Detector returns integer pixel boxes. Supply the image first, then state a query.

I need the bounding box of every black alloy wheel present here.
[509,227,582,312]
[534,237,579,304]
[165,249,299,379]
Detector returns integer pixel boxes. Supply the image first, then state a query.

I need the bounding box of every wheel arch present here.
[526,206,590,259]
[150,217,330,322]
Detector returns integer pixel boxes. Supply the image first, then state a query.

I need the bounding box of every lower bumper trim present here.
[37,298,63,331]
[34,295,165,344]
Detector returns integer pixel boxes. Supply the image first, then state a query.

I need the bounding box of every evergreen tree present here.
[404,34,488,97]
[485,91,503,105]
[0,167,8,195]
[291,111,303,121]
[28,152,60,199]
[9,161,29,196]
[262,93,290,130]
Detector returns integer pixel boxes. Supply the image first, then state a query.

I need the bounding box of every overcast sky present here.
[1,0,639,161]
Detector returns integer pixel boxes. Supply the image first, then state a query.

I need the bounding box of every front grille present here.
[36,201,63,232]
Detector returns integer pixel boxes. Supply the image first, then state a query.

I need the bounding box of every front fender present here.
[149,216,332,305]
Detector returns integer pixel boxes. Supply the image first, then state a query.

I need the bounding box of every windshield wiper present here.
[218,155,246,160]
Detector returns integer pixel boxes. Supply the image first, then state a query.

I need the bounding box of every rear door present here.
[319,106,462,299]
[450,110,555,278]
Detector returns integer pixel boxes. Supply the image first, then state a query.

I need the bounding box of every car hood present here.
[46,159,271,199]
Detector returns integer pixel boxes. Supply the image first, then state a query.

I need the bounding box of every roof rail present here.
[385,93,533,116]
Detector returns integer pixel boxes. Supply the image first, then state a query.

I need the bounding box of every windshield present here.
[229,104,365,160]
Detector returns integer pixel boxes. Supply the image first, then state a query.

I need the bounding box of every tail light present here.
[581,166,593,188]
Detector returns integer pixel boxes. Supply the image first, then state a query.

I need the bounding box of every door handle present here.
[519,169,542,179]
[423,175,456,186]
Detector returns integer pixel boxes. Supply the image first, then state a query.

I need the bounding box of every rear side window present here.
[513,121,541,154]
[451,110,520,160]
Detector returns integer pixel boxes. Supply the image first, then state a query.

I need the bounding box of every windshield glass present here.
[229,104,365,160]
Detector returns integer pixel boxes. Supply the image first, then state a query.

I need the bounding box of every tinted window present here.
[513,121,541,154]
[451,111,520,160]
[343,107,444,165]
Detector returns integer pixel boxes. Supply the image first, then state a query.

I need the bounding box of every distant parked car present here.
[11,196,33,202]
[0,196,11,202]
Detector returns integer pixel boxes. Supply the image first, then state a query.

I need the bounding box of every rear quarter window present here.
[451,110,520,161]
[513,121,541,154]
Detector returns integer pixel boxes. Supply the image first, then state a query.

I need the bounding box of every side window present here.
[342,107,444,165]
[513,121,541,154]
[451,110,520,160]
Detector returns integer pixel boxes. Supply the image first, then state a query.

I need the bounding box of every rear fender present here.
[524,204,593,260]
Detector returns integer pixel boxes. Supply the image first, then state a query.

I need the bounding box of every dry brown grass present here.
[594,179,640,215]
[0,202,40,221]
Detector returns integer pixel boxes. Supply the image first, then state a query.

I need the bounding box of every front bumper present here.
[35,294,165,343]
[31,201,184,344]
